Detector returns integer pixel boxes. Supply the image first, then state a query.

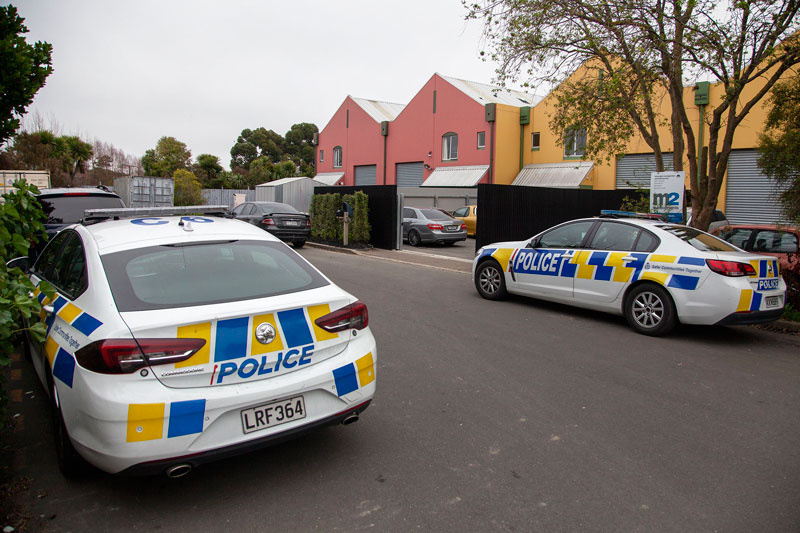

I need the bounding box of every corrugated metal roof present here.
[512,162,593,188]
[439,74,540,107]
[352,97,405,123]
[313,172,345,186]
[421,165,489,187]
[256,177,329,188]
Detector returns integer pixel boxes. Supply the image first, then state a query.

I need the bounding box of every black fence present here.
[476,185,634,250]
[314,185,398,249]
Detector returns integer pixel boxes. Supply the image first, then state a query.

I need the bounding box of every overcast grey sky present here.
[15,0,525,169]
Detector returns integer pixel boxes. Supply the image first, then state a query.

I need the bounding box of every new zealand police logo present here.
[255,323,276,345]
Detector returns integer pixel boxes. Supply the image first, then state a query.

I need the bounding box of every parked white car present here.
[19,207,376,476]
[473,216,786,336]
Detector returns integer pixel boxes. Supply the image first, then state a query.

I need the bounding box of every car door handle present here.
[622,256,638,262]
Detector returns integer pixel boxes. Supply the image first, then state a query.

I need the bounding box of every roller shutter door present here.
[725,149,788,224]
[396,162,424,187]
[616,153,674,189]
[354,165,377,186]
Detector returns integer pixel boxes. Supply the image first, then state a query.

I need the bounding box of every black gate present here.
[314,185,398,249]
[476,185,634,249]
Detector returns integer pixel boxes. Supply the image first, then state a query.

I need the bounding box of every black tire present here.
[292,240,306,248]
[49,376,86,478]
[443,241,456,246]
[408,230,421,247]
[475,260,508,300]
[624,283,677,336]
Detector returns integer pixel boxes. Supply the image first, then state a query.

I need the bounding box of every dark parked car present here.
[402,207,467,246]
[713,224,800,273]
[230,201,310,248]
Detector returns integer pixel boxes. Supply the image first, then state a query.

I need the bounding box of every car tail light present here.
[305,219,311,228]
[75,338,206,374]
[460,223,466,230]
[706,259,757,277]
[261,217,275,226]
[427,223,443,230]
[314,301,369,332]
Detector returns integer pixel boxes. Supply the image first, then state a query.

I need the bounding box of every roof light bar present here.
[83,205,229,219]
[599,210,667,221]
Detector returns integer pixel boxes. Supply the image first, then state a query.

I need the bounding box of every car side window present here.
[633,230,660,252]
[718,228,753,249]
[37,231,88,299]
[33,230,72,280]
[587,221,640,251]
[453,207,468,217]
[403,208,416,219]
[712,210,727,222]
[537,221,594,248]
[753,230,799,253]
[241,204,255,216]
[233,204,245,215]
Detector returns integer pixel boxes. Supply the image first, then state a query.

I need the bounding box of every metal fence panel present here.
[202,189,254,207]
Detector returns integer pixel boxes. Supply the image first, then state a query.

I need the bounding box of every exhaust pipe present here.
[165,463,193,479]
[341,413,360,425]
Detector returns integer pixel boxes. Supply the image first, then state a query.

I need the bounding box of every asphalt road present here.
[5,247,800,532]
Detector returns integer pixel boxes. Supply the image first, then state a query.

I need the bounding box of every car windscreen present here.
[420,209,452,221]
[659,225,740,252]
[101,240,329,311]
[39,194,125,224]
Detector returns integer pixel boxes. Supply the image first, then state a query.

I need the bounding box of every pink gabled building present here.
[315,73,538,188]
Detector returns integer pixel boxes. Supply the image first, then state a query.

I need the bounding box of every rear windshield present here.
[420,209,452,221]
[39,194,125,224]
[102,240,329,311]
[257,202,299,214]
[659,225,739,252]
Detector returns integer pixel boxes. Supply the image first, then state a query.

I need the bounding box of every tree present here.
[467,0,800,230]
[230,127,285,170]
[758,76,800,223]
[285,122,318,168]
[172,169,205,206]
[0,5,53,145]
[54,135,92,182]
[194,153,223,186]
[142,136,191,177]
[4,130,94,186]
[249,156,275,185]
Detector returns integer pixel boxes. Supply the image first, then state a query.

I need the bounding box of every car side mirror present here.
[6,256,31,273]
[527,238,539,249]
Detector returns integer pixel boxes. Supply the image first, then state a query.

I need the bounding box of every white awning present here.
[512,162,593,188]
[420,165,489,187]
[313,172,345,186]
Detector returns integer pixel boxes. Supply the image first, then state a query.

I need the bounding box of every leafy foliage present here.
[142,136,192,177]
[229,123,318,177]
[310,191,370,245]
[3,130,93,187]
[0,5,53,144]
[466,0,800,231]
[757,76,800,224]
[193,153,224,187]
[172,169,205,206]
[0,181,54,367]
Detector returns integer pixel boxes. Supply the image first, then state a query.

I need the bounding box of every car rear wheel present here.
[49,376,87,478]
[408,230,421,247]
[475,260,507,300]
[292,240,306,248]
[624,284,677,336]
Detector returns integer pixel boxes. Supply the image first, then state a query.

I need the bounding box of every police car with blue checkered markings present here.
[473,215,787,336]
[19,206,376,477]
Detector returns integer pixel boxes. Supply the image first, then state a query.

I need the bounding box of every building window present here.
[442,133,458,161]
[531,132,540,150]
[564,128,586,158]
[320,150,324,163]
[477,131,486,150]
[333,146,342,168]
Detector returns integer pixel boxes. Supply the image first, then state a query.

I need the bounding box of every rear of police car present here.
[61,211,376,475]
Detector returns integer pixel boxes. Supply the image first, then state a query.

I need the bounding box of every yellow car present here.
[452,205,477,236]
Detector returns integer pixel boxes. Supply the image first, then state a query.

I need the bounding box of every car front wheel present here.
[624,283,677,336]
[475,260,507,300]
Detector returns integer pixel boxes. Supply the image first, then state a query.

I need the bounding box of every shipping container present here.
[1,170,51,196]
[113,176,174,207]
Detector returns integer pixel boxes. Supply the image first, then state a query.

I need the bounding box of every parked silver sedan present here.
[402,207,467,246]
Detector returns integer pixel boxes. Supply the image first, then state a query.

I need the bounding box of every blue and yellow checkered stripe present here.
[332,353,375,397]
[126,399,207,442]
[175,305,340,368]
[749,258,780,279]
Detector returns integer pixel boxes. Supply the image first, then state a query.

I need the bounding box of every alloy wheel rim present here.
[480,267,500,294]
[632,292,664,328]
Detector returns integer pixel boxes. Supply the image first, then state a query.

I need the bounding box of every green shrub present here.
[310,191,370,245]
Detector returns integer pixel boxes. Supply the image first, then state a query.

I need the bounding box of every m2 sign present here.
[650,171,685,223]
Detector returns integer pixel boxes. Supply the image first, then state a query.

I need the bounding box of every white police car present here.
[473,215,787,336]
[21,206,376,476]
